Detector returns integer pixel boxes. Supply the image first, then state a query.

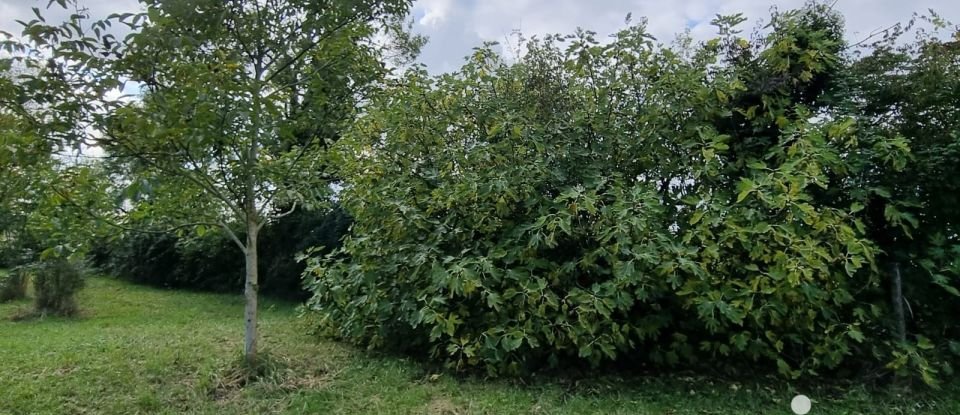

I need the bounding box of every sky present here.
[1,0,957,74]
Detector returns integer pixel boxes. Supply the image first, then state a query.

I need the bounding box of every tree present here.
[2,0,418,363]
[0,71,111,314]
[835,14,960,380]
[0,64,49,268]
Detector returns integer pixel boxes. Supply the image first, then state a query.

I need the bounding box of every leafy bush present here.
[0,245,15,270]
[0,267,28,302]
[303,5,959,383]
[32,259,85,316]
[92,206,351,299]
[839,15,960,385]
[94,232,182,288]
[258,206,352,299]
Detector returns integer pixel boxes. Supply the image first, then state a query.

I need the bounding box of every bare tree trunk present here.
[243,220,259,364]
[890,261,906,343]
[245,62,263,366]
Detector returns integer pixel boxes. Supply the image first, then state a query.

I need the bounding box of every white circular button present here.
[791,394,812,414]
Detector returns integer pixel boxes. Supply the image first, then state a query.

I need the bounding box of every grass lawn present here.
[1,277,957,414]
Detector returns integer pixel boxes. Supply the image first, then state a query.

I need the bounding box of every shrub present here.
[0,244,15,270]
[0,267,28,302]
[93,206,351,299]
[303,4,958,383]
[98,232,181,288]
[258,206,352,299]
[173,231,245,291]
[33,259,85,316]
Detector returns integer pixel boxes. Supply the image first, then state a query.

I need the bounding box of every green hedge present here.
[0,268,28,303]
[92,206,350,299]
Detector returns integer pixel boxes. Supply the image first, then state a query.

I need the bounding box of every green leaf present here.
[502,331,524,352]
[846,327,865,343]
[746,160,767,170]
[917,336,935,350]
[949,341,960,356]
[871,187,892,198]
[776,359,792,377]
[689,210,706,225]
[702,148,715,160]
[736,178,755,203]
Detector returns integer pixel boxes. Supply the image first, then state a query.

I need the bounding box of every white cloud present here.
[418,0,454,26]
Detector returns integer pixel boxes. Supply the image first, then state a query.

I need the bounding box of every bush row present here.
[92,206,350,299]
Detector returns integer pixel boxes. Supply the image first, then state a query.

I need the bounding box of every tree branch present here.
[262,11,370,84]
[219,220,247,253]
[258,201,296,231]
[103,127,247,220]
[47,183,228,237]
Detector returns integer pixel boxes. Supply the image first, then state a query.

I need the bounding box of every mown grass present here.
[1,276,957,414]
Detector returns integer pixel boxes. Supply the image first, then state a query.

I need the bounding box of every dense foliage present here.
[92,207,351,299]
[0,269,28,303]
[30,259,86,317]
[304,5,960,383]
[841,14,960,382]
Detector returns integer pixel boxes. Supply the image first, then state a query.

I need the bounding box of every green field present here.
[0,277,956,414]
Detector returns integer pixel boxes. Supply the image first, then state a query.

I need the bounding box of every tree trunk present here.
[245,63,263,366]
[243,220,259,364]
[890,261,906,343]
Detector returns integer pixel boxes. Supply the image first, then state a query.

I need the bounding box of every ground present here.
[1,277,957,414]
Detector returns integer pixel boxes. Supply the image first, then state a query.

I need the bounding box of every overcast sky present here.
[2,0,957,74]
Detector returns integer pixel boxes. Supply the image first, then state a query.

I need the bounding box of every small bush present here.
[0,246,15,270]
[33,259,85,316]
[0,268,29,302]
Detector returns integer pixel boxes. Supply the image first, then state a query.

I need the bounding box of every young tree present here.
[2,0,418,363]
[1,72,112,314]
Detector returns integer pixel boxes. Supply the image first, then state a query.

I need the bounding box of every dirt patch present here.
[425,397,464,415]
[279,370,335,390]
